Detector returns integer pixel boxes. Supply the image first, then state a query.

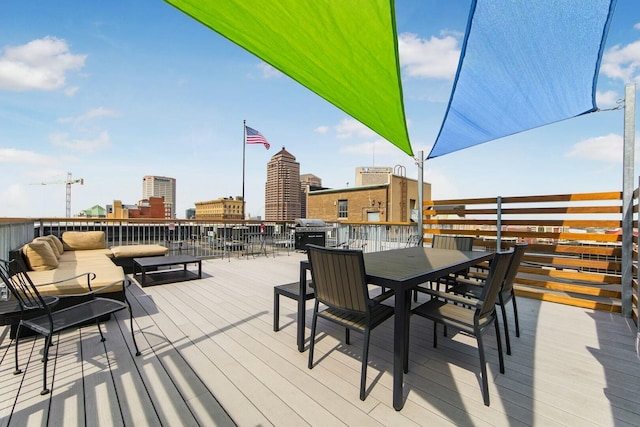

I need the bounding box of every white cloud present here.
[0,184,29,216]
[0,148,55,165]
[258,62,282,79]
[398,32,460,79]
[58,107,119,123]
[601,39,640,83]
[596,90,621,109]
[565,133,622,163]
[635,23,640,30]
[0,36,87,91]
[314,126,329,134]
[64,86,79,96]
[50,131,111,153]
[335,118,377,139]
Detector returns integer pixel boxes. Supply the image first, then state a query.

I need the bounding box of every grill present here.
[293,218,333,251]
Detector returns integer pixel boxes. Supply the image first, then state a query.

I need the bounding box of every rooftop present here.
[1,252,638,426]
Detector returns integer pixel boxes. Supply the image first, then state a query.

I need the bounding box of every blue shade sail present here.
[428,0,617,159]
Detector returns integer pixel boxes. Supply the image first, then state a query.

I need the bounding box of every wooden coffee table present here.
[133,255,202,287]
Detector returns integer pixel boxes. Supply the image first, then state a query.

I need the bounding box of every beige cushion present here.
[34,236,62,258]
[28,260,125,296]
[110,244,169,258]
[62,231,106,251]
[49,234,64,255]
[59,249,114,262]
[22,241,59,271]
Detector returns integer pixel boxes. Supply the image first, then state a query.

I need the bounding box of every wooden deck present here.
[1,252,639,426]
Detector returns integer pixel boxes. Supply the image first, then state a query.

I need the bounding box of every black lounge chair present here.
[0,258,141,395]
[409,250,512,406]
[306,244,394,401]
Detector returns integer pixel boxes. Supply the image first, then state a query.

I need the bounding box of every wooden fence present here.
[423,191,637,323]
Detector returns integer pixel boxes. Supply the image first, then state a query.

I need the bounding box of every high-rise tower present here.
[142,175,176,219]
[264,147,301,221]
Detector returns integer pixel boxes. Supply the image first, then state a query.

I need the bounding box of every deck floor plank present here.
[1,252,639,426]
[48,329,86,427]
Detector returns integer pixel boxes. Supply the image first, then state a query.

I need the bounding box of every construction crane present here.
[35,172,84,217]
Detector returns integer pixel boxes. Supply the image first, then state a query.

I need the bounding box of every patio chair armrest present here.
[419,288,482,308]
[371,289,395,304]
[36,271,97,286]
[453,276,486,287]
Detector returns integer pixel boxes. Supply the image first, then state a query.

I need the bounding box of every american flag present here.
[245,126,270,149]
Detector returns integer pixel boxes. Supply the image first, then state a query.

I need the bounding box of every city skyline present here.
[1,1,639,218]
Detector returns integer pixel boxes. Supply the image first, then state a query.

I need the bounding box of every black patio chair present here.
[413,235,475,301]
[448,242,528,355]
[306,244,394,401]
[0,258,141,395]
[406,234,423,247]
[409,250,512,406]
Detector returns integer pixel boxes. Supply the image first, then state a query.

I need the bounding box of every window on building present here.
[338,199,348,218]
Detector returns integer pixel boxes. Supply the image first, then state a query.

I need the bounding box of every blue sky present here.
[1,1,639,219]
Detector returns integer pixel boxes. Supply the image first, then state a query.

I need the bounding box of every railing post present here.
[417,150,424,245]
[496,196,502,251]
[622,83,635,318]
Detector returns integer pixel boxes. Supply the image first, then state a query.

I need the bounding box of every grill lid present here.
[294,218,326,227]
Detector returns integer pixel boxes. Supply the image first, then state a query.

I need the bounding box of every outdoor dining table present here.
[298,246,494,410]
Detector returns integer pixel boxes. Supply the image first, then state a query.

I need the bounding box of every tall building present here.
[265,147,301,221]
[142,175,176,219]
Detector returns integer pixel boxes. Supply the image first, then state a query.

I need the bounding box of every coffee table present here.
[133,255,202,287]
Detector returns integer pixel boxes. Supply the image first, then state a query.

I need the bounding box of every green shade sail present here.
[165,0,413,156]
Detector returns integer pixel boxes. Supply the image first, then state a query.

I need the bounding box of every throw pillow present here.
[22,241,59,271]
[62,231,106,251]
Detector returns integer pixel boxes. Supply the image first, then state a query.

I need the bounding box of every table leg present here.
[197,260,202,279]
[393,288,410,410]
[297,262,307,352]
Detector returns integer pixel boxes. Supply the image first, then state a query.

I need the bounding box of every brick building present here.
[307,172,430,222]
[194,197,244,220]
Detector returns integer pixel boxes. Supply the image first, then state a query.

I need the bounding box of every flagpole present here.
[242,119,246,221]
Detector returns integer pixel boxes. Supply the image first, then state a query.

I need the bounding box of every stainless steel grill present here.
[293,219,333,250]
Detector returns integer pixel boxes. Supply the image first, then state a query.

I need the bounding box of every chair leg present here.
[13,324,22,375]
[512,295,520,337]
[308,302,319,369]
[476,331,489,406]
[433,322,438,348]
[273,289,280,332]
[345,328,350,345]
[125,296,142,357]
[97,321,106,342]
[498,295,511,356]
[494,318,505,374]
[360,329,371,401]
[41,334,52,395]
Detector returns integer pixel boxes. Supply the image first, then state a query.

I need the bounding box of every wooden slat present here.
[524,244,622,257]
[515,278,621,298]
[424,219,622,228]
[514,287,622,312]
[425,191,622,206]
[522,254,621,271]
[517,266,621,285]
